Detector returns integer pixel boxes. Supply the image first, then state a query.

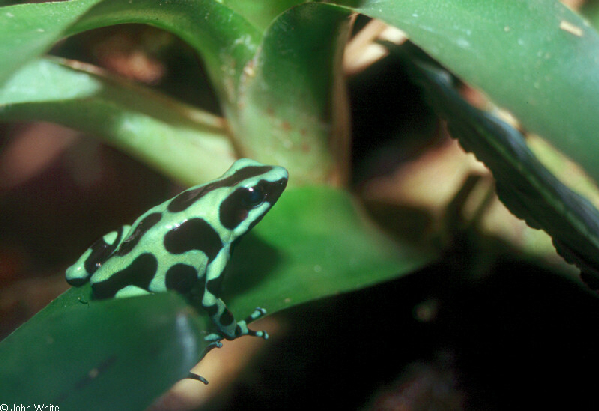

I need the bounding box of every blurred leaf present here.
[337,0,599,186]
[0,57,235,186]
[397,44,599,288]
[0,0,99,84]
[0,0,260,180]
[0,1,349,184]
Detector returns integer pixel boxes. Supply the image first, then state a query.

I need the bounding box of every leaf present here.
[231,3,353,183]
[0,291,205,410]
[397,44,599,287]
[221,186,435,316]
[0,0,261,108]
[0,186,434,408]
[0,0,99,84]
[0,1,350,184]
[338,0,599,187]
[0,57,235,185]
[221,0,307,32]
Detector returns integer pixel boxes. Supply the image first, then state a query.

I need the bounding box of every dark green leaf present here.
[0,186,434,408]
[0,290,205,410]
[398,45,599,287]
[222,186,435,316]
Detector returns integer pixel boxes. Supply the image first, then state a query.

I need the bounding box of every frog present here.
[66,158,288,347]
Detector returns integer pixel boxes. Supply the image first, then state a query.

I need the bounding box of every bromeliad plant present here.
[1,0,599,409]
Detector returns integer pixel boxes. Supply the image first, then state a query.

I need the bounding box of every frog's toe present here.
[204,333,224,342]
[248,329,269,340]
[242,307,268,339]
[187,372,209,385]
[244,307,267,322]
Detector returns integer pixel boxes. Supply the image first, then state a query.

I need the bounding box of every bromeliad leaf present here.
[230,4,353,183]
[0,57,235,185]
[397,44,599,289]
[0,291,205,410]
[0,0,261,104]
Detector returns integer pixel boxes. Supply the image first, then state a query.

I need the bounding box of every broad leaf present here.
[0,186,435,408]
[0,291,204,410]
[231,4,353,183]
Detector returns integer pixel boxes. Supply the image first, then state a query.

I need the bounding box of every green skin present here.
[66,159,288,345]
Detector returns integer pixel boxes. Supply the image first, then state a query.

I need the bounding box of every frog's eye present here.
[242,185,266,208]
[220,184,268,230]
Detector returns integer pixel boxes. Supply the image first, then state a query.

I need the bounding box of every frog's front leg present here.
[201,248,269,341]
[114,285,153,298]
[202,291,269,342]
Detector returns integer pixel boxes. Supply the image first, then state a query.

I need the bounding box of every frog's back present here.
[89,202,223,298]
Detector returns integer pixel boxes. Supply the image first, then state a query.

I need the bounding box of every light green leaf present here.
[0,57,235,185]
[0,1,349,184]
[221,0,307,31]
[0,0,261,109]
[231,4,353,184]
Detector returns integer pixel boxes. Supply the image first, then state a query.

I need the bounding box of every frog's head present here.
[167,158,288,243]
[218,158,288,241]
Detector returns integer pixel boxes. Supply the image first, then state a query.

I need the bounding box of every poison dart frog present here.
[66,159,288,346]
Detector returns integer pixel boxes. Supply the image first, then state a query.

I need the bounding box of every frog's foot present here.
[238,307,269,340]
[185,341,224,385]
[205,307,269,341]
[205,333,224,342]
[186,372,209,385]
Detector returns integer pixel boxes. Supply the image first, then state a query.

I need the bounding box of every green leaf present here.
[0,57,235,185]
[338,0,599,186]
[221,0,307,32]
[221,186,435,316]
[0,0,99,84]
[231,3,353,183]
[0,0,261,107]
[0,291,205,410]
[0,1,349,184]
[0,186,433,407]
[398,45,599,286]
